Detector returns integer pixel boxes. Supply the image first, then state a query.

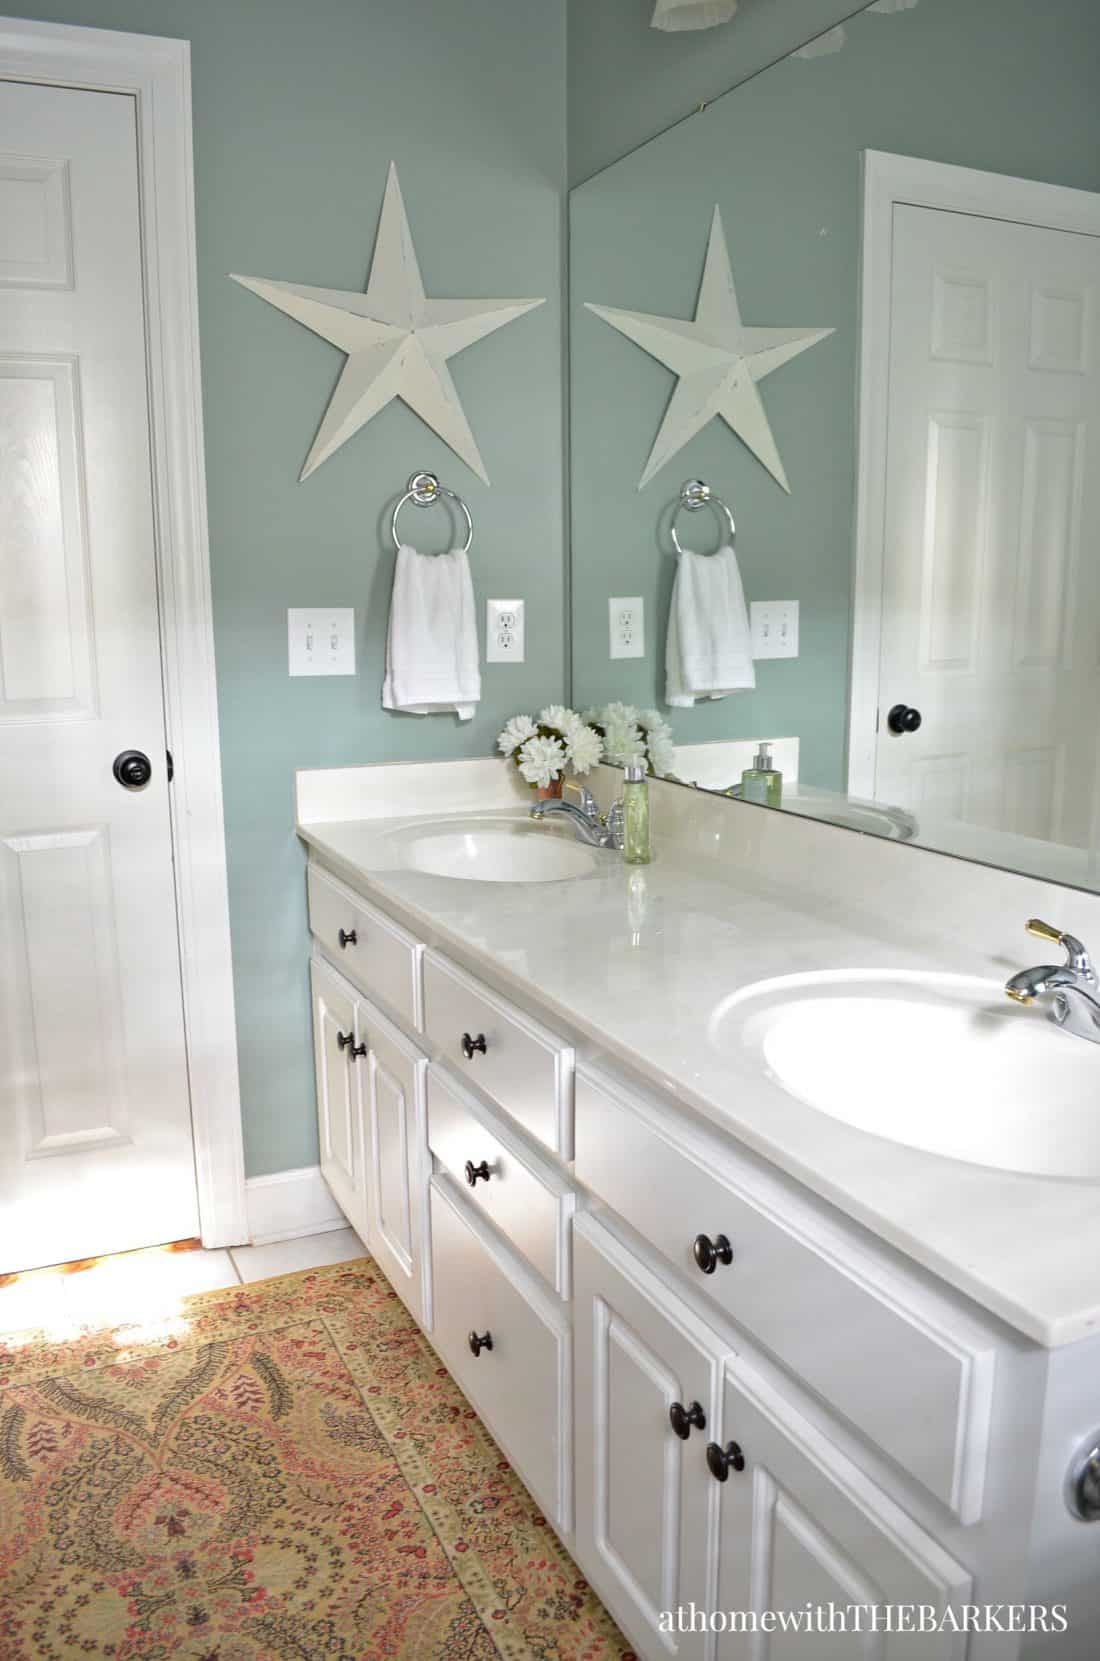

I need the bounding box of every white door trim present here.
[0,16,247,1246]
[848,149,1100,798]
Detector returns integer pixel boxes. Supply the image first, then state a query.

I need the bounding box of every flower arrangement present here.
[584,703,675,777]
[497,705,605,791]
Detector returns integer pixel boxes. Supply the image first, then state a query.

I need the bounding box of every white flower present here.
[517,734,567,789]
[638,709,675,775]
[566,722,603,776]
[538,704,580,738]
[599,701,645,767]
[497,714,538,757]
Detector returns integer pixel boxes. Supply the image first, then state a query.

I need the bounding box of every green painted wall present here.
[569,0,1100,788]
[567,0,863,185]
[12,0,567,1175]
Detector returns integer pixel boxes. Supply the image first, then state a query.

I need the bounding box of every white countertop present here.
[297,779,1100,1349]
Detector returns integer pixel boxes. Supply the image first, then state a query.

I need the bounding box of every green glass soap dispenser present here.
[740,741,783,808]
[622,759,651,865]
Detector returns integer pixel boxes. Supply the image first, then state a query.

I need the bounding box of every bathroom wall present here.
[11,0,568,1175]
[567,0,862,185]
[569,0,1100,789]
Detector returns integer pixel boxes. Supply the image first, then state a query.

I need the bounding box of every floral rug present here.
[0,1255,631,1660]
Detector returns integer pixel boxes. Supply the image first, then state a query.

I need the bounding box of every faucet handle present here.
[1027,918,1064,946]
[1026,919,1093,978]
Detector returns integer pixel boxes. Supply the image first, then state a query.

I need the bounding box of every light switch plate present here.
[288,608,356,676]
[751,600,799,660]
[610,596,645,659]
[487,598,525,663]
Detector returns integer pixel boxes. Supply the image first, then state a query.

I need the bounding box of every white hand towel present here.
[665,544,756,707]
[382,544,481,720]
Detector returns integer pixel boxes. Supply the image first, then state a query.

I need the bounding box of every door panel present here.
[363,1006,429,1328]
[310,957,364,1234]
[0,80,196,1270]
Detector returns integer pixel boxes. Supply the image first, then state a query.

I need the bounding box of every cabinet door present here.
[575,1216,729,1661]
[363,1003,430,1329]
[714,1359,972,1661]
[310,957,367,1236]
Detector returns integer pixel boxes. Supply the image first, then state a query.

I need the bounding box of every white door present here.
[310,957,365,1233]
[364,1005,427,1327]
[713,1361,971,1660]
[0,80,197,1271]
[874,202,1100,845]
[574,1218,726,1661]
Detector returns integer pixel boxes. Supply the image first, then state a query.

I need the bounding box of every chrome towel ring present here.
[391,471,474,555]
[669,478,735,556]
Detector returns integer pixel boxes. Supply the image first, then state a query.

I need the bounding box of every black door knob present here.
[338,927,357,949]
[465,1159,492,1187]
[706,1440,746,1481]
[461,1032,488,1060]
[669,1400,706,1440]
[887,704,922,736]
[113,749,153,789]
[693,1232,734,1274]
[468,1330,493,1357]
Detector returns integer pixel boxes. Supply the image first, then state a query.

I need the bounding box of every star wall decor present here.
[231,163,545,484]
[586,206,834,492]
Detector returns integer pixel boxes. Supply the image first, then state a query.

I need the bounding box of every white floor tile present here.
[230,1226,366,1284]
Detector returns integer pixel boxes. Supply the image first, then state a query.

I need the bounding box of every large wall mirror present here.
[568,0,1100,889]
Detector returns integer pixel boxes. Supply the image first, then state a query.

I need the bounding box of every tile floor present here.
[0,1226,366,1338]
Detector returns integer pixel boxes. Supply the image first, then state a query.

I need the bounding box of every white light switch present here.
[487,598,525,663]
[751,600,799,660]
[609,596,645,659]
[288,608,356,676]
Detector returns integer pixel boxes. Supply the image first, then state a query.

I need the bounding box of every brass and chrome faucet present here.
[529,785,624,850]
[1005,919,1100,1044]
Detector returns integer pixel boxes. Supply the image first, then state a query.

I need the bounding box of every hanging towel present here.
[382,544,481,720]
[665,544,755,707]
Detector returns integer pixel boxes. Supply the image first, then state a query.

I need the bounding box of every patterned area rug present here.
[0,1255,631,1660]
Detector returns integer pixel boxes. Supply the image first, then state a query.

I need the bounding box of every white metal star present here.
[231,163,545,484]
[586,206,834,492]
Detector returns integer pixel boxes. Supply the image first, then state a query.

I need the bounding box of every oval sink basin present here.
[712,971,1100,1181]
[393,818,600,883]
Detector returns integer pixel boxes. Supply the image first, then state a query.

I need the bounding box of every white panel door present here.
[713,1360,972,1661]
[875,204,1100,847]
[0,80,197,1270]
[310,957,366,1236]
[363,1004,429,1328]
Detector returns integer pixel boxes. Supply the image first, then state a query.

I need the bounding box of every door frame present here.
[848,148,1100,798]
[0,16,247,1246]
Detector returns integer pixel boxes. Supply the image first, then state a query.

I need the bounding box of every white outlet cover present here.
[288,607,356,676]
[750,600,799,660]
[487,598,525,663]
[610,595,645,660]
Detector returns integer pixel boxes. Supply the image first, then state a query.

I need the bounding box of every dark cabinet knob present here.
[461,1032,488,1060]
[465,1159,492,1187]
[468,1330,493,1357]
[338,927,357,949]
[887,703,922,736]
[693,1232,733,1274]
[669,1400,706,1440]
[706,1440,746,1481]
[336,1030,366,1059]
[113,749,153,789]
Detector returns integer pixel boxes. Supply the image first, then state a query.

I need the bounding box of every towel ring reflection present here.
[669,479,735,556]
[391,471,474,555]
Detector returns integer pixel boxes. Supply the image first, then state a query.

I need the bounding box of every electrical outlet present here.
[487,598,525,663]
[609,596,645,659]
[288,608,356,676]
[750,600,799,660]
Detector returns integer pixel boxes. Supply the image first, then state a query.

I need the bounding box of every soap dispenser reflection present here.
[740,741,783,808]
[627,867,649,947]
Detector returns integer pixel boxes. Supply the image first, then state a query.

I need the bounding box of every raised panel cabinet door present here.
[363,1003,430,1329]
[0,81,197,1270]
[574,1216,729,1661]
[713,1359,972,1661]
[309,958,366,1238]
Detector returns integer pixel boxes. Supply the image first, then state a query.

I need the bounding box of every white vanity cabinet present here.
[361,1000,430,1329]
[310,955,368,1238]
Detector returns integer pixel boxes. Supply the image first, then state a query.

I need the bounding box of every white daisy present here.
[497,714,538,757]
[538,704,581,738]
[600,701,644,766]
[517,734,567,789]
[566,722,603,776]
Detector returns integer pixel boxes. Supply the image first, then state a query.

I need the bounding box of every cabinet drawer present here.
[430,1177,571,1533]
[575,1067,996,1524]
[308,864,422,1030]
[423,951,574,1157]
[427,1067,574,1295]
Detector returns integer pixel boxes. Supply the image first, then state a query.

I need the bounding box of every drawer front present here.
[423,951,573,1157]
[430,1177,570,1532]
[308,864,422,1030]
[427,1067,573,1295]
[575,1069,995,1524]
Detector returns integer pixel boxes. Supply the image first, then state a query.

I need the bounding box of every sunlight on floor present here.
[0,1238,231,1346]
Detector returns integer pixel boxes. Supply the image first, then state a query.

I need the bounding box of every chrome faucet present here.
[530,785,623,850]
[1005,918,1100,1044]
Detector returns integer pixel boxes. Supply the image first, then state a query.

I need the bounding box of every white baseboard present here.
[245,1164,345,1245]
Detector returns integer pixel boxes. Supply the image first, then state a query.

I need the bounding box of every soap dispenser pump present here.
[740,741,783,808]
